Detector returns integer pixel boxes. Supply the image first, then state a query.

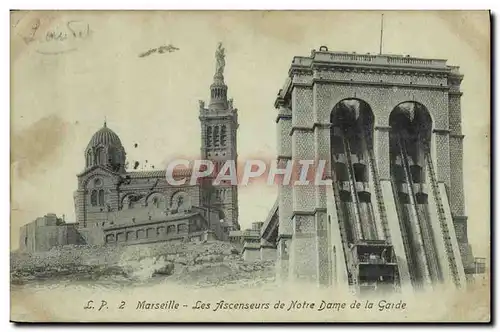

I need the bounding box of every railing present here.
[357,255,390,265]
[292,56,313,66]
[387,57,433,66]
[310,51,447,68]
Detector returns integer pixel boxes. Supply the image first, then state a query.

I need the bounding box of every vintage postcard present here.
[10,10,490,322]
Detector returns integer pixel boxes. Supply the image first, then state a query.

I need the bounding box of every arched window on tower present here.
[91,190,98,206]
[98,189,105,206]
[100,148,106,165]
[213,126,220,147]
[206,126,213,147]
[107,146,115,167]
[86,150,93,167]
[221,125,227,147]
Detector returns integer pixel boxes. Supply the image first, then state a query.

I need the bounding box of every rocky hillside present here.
[10,241,276,288]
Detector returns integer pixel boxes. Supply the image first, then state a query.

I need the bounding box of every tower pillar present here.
[288,85,319,283]
[314,124,332,286]
[276,100,293,281]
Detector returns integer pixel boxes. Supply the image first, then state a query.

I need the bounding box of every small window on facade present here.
[221,125,227,146]
[86,150,93,167]
[213,126,220,147]
[206,126,213,147]
[98,189,105,206]
[96,147,106,165]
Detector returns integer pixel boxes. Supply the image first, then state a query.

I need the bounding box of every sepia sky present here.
[10,11,490,256]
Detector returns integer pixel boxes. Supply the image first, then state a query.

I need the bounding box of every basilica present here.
[19,43,241,251]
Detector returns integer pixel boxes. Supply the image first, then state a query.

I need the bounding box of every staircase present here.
[425,151,460,287]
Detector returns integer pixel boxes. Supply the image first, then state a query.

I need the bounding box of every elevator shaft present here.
[342,133,364,241]
[336,129,379,243]
[393,135,432,287]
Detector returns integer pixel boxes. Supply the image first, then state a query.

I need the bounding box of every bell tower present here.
[199,43,240,231]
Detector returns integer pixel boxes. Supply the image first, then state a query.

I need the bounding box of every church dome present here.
[87,122,123,150]
[84,122,126,173]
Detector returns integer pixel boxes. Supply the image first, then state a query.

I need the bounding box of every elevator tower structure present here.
[274,47,474,293]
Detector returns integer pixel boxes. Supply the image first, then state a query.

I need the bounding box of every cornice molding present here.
[313,64,451,78]
[433,129,451,135]
[276,114,292,123]
[312,79,450,91]
[290,126,315,136]
[375,126,392,132]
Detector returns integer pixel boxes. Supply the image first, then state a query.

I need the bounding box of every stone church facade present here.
[73,126,205,231]
[258,46,480,294]
[73,43,240,245]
